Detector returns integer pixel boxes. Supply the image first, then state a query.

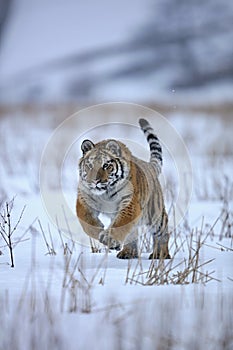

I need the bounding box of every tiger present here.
[76,118,170,259]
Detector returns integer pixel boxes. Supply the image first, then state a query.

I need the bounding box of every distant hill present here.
[0,0,232,103]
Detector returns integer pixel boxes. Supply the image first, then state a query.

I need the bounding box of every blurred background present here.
[0,0,233,107]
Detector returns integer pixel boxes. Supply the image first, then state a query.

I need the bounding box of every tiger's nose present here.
[96,168,105,180]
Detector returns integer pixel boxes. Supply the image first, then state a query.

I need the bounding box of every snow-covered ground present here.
[0,103,233,349]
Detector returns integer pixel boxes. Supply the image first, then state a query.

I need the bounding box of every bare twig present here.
[0,198,26,267]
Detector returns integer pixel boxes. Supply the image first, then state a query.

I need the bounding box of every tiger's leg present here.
[99,199,141,254]
[149,210,171,259]
[116,230,138,259]
[149,237,170,259]
[76,196,104,240]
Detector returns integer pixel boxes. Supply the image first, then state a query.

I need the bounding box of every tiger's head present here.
[79,139,131,195]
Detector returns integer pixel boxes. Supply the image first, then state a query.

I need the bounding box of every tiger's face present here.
[79,139,130,195]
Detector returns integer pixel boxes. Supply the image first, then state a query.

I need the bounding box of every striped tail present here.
[139,118,162,175]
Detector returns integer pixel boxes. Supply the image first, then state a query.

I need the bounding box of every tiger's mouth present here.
[89,180,108,192]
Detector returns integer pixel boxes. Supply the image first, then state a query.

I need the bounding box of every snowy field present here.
[0,103,233,349]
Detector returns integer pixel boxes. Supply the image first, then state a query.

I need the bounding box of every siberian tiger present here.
[76,118,170,259]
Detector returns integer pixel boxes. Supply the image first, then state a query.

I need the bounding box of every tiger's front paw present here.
[116,245,138,259]
[99,230,121,250]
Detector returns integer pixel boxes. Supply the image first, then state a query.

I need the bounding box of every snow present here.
[0,104,233,349]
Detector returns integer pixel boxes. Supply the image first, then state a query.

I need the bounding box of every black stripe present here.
[151,152,162,162]
[116,158,124,179]
[150,143,162,152]
[110,178,120,187]
[147,133,156,142]
[151,149,162,156]
[148,136,159,143]
[110,191,118,198]
[149,141,158,148]
[112,159,119,176]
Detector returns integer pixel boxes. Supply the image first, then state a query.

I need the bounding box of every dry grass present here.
[124,220,221,287]
[1,100,233,119]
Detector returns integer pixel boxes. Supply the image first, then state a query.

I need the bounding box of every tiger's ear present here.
[105,140,121,156]
[81,139,95,155]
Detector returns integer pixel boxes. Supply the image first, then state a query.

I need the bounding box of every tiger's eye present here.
[103,163,113,171]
